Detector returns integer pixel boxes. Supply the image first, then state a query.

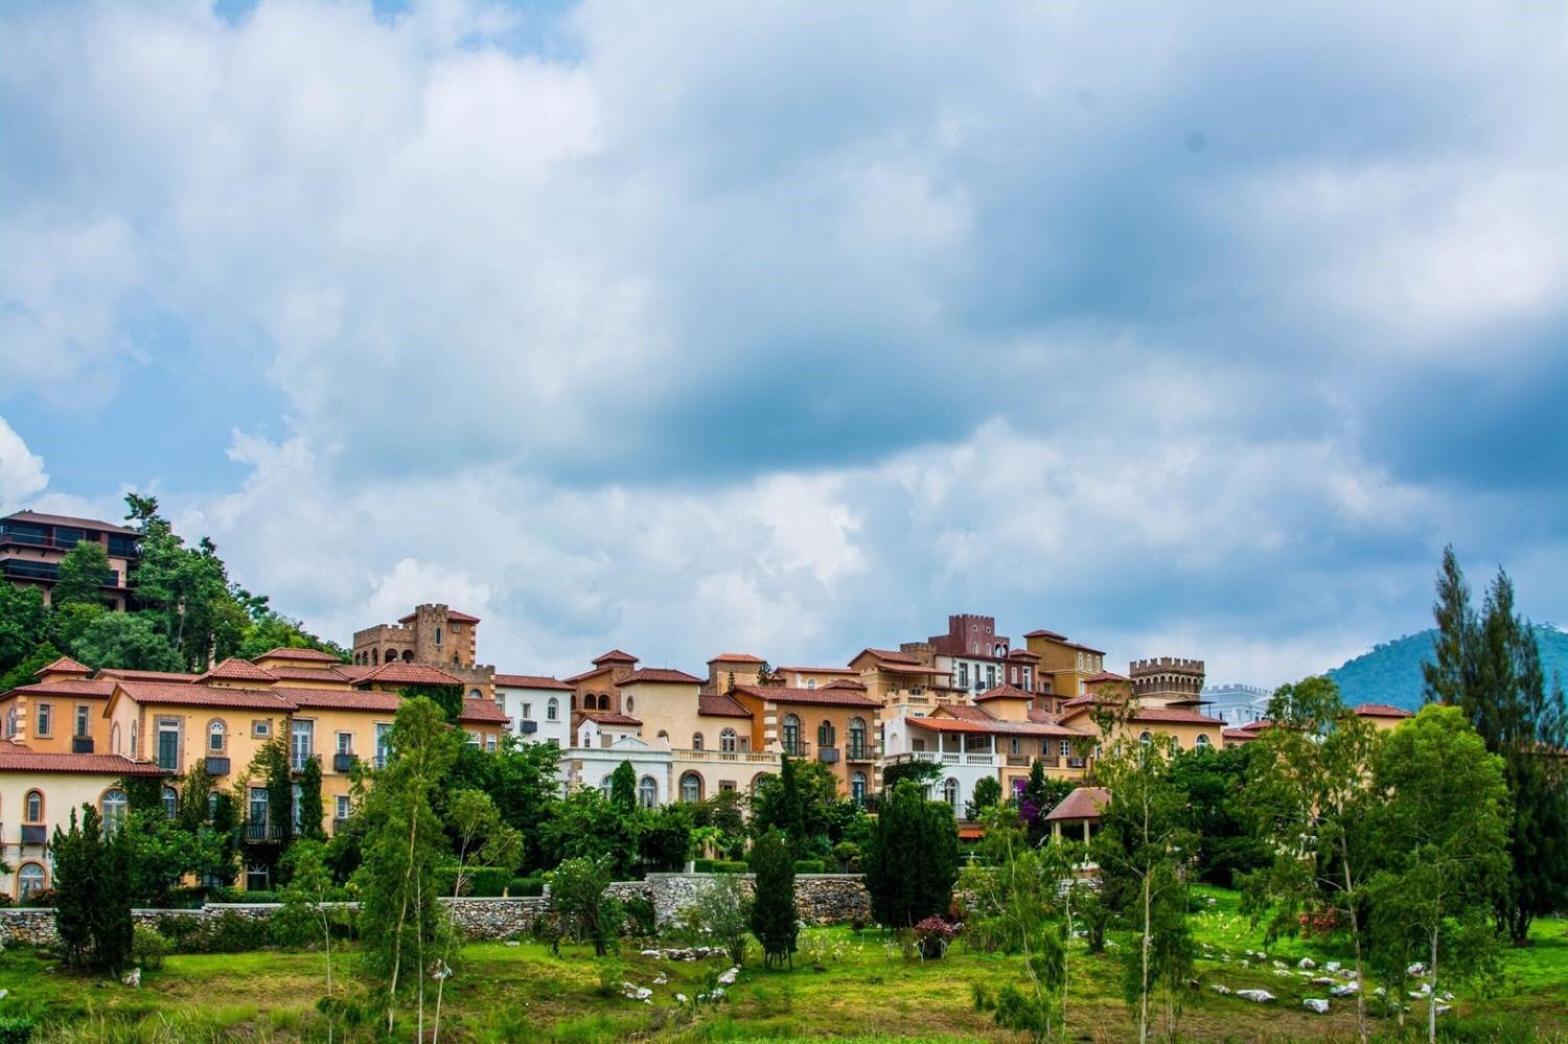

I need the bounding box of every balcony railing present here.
[899,750,997,768]
[72,737,94,754]
[1006,754,1031,767]
[520,720,539,734]
[204,755,231,776]
[817,746,839,764]
[332,753,358,773]
[20,824,47,845]
[679,748,774,764]
[244,819,285,843]
[781,741,810,759]
[846,744,872,762]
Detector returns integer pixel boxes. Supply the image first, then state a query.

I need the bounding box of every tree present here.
[965,775,1002,820]
[248,736,295,849]
[0,581,49,682]
[355,697,461,1037]
[1091,735,1195,1044]
[274,840,343,1041]
[751,756,838,857]
[0,640,61,695]
[551,856,622,957]
[1242,675,1382,1043]
[51,807,99,968]
[1169,743,1269,887]
[53,541,115,608]
[539,788,642,880]
[692,873,752,966]
[70,612,183,672]
[434,789,519,1043]
[1019,759,1075,848]
[1368,704,1511,1044]
[401,683,464,724]
[296,755,326,843]
[864,779,960,928]
[609,760,638,812]
[1421,552,1568,945]
[448,736,560,872]
[880,758,941,793]
[639,803,694,872]
[749,830,797,969]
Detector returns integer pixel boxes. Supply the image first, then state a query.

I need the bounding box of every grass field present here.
[0,888,1564,1042]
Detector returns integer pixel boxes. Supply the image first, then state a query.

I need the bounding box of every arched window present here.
[163,786,179,820]
[547,697,559,721]
[625,696,635,714]
[4,707,15,738]
[598,694,610,711]
[18,863,46,901]
[680,772,702,803]
[848,717,867,760]
[469,689,482,701]
[111,722,121,754]
[782,714,801,756]
[101,788,128,834]
[209,719,226,752]
[599,776,614,798]
[637,776,658,808]
[1138,731,1153,745]
[657,730,669,742]
[720,728,738,753]
[942,777,960,810]
[1194,733,1212,750]
[817,720,835,748]
[851,771,867,806]
[24,790,43,823]
[402,650,414,662]
[806,678,817,690]
[691,732,704,751]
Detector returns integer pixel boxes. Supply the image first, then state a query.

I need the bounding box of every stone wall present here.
[0,874,871,947]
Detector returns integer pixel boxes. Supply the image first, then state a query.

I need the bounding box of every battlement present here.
[1129,656,1207,700]
[1129,657,1205,676]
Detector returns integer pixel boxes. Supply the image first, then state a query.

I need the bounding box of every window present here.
[851,771,867,806]
[130,719,138,756]
[249,787,269,834]
[546,698,559,721]
[848,717,866,759]
[599,776,614,798]
[163,786,178,820]
[24,789,42,823]
[156,720,179,771]
[435,626,443,647]
[337,732,353,755]
[246,863,270,892]
[691,732,703,751]
[680,772,702,803]
[806,678,817,689]
[335,795,351,821]
[209,720,226,752]
[817,720,835,748]
[719,780,736,793]
[485,735,497,753]
[36,702,51,737]
[207,791,218,820]
[111,722,121,754]
[375,723,393,768]
[520,701,532,720]
[958,663,968,688]
[6,707,18,738]
[101,788,127,833]
[1139,731,1153,745]
[625,696,635,714]
[943,777,960,810]
[1010,737,1021,756]
[253,720,271,739]
[1195,733,1211,750]
[469,688,482,701]
[18,863,46,900]
[986,665,997,689]
[637,776,658,808]
[1059,739,1071,757]
[291,719,314,771]
[75,704,90,738]
[720,728,738,753]
[782,714,801,756]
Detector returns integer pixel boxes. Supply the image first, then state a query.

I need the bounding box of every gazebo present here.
[1043,786,1111,842]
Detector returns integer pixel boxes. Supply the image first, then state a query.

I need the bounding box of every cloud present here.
[0,417,48,511]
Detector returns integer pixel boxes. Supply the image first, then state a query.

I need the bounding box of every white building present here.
[562,723,672,807]
[492,673,573,749]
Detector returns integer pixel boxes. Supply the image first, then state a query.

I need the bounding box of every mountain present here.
[1327,624,1568,710]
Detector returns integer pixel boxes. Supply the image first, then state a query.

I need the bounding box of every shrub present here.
[912,916,958,959]
[831,842,861,873]
[692,874,752,966]
[507,876,546,897]
[156,911,272,953]
[131,924,171,970]
[693,859,748,874]
[792,860,826,875]
[19,888,56,908]
[0,1016,35,1044]
[623,895,657,937]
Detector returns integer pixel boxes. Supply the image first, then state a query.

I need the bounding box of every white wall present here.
[494,684,572,749]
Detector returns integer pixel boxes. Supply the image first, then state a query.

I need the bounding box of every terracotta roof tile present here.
[274,688,402,713]
[975,683,1033,702]
[96,668,200,683]
[194,658,277,684]
[775,666,858,676]
[260,664,355,683]
[592,649,638,665]
[2,509,140,536]
[697,694,754,719]
[1006,649,1041,661]
[620,667,703,685]
[1353,703,1414,718]
[493,674,574,691]
[38,656,92,677]
[733,683,879,708]
[3,679,117,699]
[253,647,342,664]
[0,748,167,776]
[1044,787,1110,822]
[583,711,642,726]
[1125,707,1226,726]
[707,652,765,664]
[399,608,480,624]
[114,681,294,711]
[353,662,464,687]
[457,698,509,724]
[823,679,868,690]
[1023,628,1066,640]
[1084,671,1131,683]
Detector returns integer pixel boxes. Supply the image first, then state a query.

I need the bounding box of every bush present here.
[0,1016,35,1044]
[155,911,272,954]
[507,876,546,897]
[623,895,657,937]
[131,924,171,970]
[792,860,826,875]
[912,916,958,959]
[434,866,513,897]
[216,889,279,904]
[694,859,748,874]
[19,888,56,908]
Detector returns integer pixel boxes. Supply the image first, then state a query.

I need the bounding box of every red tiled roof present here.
[96,668,199,683]
[399,608,480,624]
[261,664,354,683]
[1028,707,1063,725]
[1354,703,1414,719]
[3,679,117,699]
[353,662,464,687]
[38,656,92,677]
[857,648,946,675]
[195,658,277,684]
[1044,786,1110,822]
[975,684,1032,702]
[1223,728,1262,743]
[733,683,879,708]
[1084,671,1131,683]
[583,711,642,726]
[775,666,859,676]
[114,681,293,711]
[592,649,638,665]
[274,688,402,713]
[494,674,574,691]
[823,679,868,690]
[0,748,167,776]
[2,509,140,536]
[253,647,342,664]
[707,652,765,664]
[911,711,1091,739]
[620,667,703,685]
[336,664,373,680]
[1006,649,1041,661]
[1120,706,1226,726]
[697,694,754,719]
[457,698,510,724]
[561,667,607,684]
[1024,628,1066,640]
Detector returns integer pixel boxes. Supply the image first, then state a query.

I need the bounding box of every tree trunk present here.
[1140,871,1152,1044]
[1427,926,1439,1044]
[387,807,419,1035]
[1339,843,1368,1044]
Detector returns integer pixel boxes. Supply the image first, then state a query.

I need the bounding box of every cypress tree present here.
[864,779,959,927]
[51,807,96,967]
[609,760,638,811]
[297,755,326,842]
[749,830,798,969]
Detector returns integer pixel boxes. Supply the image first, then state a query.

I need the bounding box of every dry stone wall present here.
[0,874,871,946]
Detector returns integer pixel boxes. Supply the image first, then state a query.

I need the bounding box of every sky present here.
[2,0,1565,687]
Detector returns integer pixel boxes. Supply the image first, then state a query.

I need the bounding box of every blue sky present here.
[1,0,1565,685]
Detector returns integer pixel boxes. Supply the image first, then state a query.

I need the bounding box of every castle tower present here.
[1128,657,1207,708]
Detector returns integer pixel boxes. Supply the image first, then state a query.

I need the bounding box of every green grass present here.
[1,893,1565,1042]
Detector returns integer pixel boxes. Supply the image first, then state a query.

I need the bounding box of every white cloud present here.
[0,417,48,511]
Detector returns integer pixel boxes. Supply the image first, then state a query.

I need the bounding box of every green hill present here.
[1327,624,1568,710]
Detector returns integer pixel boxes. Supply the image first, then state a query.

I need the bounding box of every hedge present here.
[693,859,748,874]
[792,860,826,874]
[507,876,546,897]
[434,866,512,897]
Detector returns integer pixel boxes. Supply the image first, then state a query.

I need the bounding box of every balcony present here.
[897,750,996,769]
[1006,754,1031,768]
[20,824,47,845]
[244,819,285,843]
[332,753,358,773]
[1067,756,1086,769]
[817,747,839,765]
[846,745,873,763]
[204,756,231,776]
[781,741,810,759]
[519,720,538,735]
[332,817,351,834]
[71,736,94,754]
[678,748,775,764]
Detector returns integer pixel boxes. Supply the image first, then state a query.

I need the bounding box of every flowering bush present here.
[913,916,959,959]
[1297,906,1340,937]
